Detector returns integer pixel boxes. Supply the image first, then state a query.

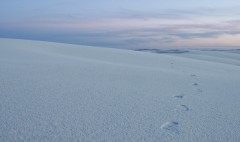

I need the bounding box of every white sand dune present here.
[0,38,240,142]
[174,50,240,66]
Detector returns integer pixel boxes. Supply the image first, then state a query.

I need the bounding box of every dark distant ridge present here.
[134,49,189,54]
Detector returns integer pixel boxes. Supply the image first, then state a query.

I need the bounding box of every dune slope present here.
[0,38,240,142]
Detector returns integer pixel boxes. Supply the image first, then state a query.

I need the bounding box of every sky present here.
[1,0,240,49]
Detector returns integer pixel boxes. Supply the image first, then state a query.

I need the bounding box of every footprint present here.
[197,89,203,93]
[190,74,197,77]
[161,121,179,133]
[174,95,184,99]
[175,105,189,111]
[193,83,198,86]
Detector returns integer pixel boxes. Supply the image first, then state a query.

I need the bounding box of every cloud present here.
[1,7,240,49]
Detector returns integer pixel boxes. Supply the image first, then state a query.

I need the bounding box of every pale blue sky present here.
[1,0,240,49]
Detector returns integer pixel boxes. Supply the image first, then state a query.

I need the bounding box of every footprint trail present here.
[175,105,189,111]
[174,94,184,99]
[161,121,179,134]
